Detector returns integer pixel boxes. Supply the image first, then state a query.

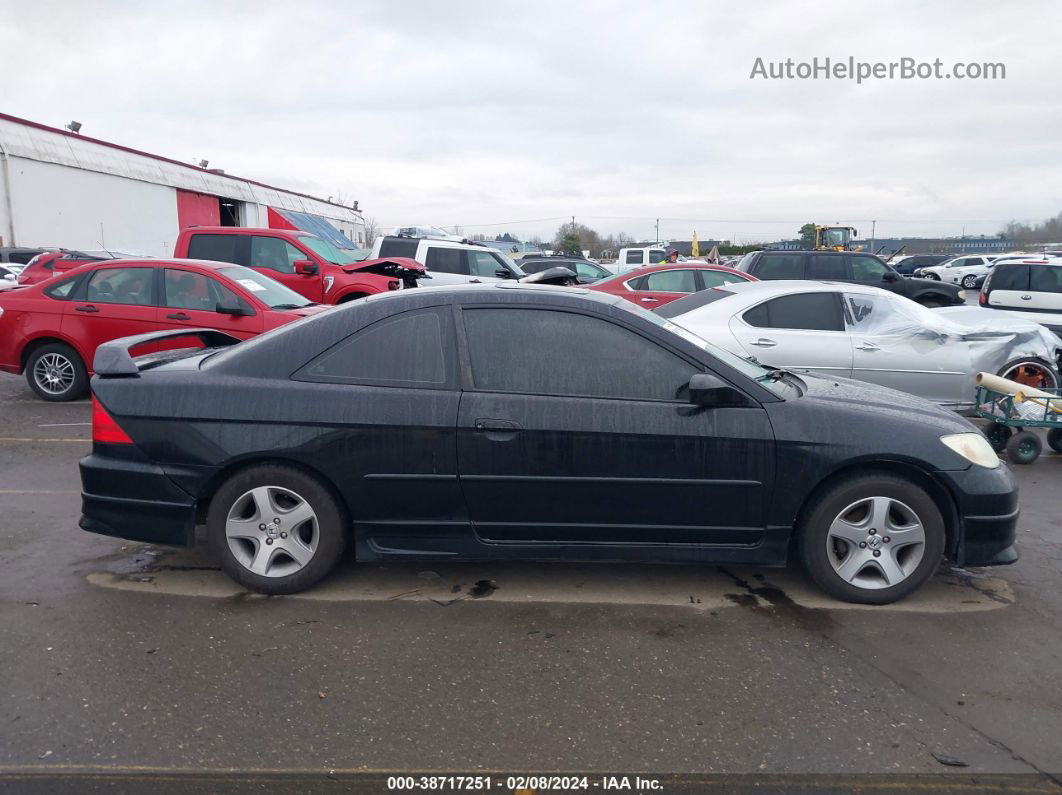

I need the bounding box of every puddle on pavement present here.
[85,544,1015,613]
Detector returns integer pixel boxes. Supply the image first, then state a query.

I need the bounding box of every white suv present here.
[370,235,525,286]
[916,255,997,288]
[980,256,1062,333]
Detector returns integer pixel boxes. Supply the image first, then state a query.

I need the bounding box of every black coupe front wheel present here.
[798,473,945,604]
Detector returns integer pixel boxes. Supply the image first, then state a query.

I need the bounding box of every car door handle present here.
[640,297,659,303]
[856,342,880,352]
[1021,295,1032,300]
[475,419,519,431]
[750,338,777,348]
[165,312,191,320]
[74,304,99,313]
[469,279,482,284]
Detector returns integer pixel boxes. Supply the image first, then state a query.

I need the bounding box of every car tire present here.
[917,296,945,308]
[984,423,1013,453]
[961,275,979,289]
[998,357,1060,391]
[1046,428,1062,454]
[207,464,348,594]
[1006,431,1042,465]
[798,473,945,604]
[25,342,88,402]
[923,272,940,280]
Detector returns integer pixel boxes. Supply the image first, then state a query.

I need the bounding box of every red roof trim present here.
[0,111,358,213]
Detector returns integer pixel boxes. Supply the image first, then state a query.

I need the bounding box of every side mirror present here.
[216,300,251,316]
[495,268,513,279]
[688,373,754,408]
[882,270,899,282]
[294,259,319,276]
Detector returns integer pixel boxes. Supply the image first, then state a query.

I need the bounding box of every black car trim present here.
[459,475,761,486]
[363,473,459,481]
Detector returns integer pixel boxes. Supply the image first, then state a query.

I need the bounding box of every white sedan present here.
[915,255,997,288]
[658,280,1062,411]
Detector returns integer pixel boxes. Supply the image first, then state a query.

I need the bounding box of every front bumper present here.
[935,464,1020,567]
[80,446,197,547]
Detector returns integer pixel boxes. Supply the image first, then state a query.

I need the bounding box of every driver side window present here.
[250,237,304,273]
[463,308,697,401]
[850,256,888,281]
[469,251,505,278]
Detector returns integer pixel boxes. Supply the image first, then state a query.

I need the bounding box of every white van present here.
[615,246,668,273]
[370,236,525,286]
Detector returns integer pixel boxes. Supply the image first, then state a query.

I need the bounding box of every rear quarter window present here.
[755,253,805,279]
[43,277,79,299]
[377,238,419,258]
[990,264,1029,291]
[187,234,238,264]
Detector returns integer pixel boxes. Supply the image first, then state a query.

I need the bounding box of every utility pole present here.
[571,215,575,233]
[871,220,876,252]
[655,218,660,244]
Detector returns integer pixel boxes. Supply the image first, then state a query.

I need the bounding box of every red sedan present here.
[587,263,756,308]
[0,259,329,401]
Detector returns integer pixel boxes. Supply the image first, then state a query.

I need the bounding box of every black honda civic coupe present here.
[80,283,1019,604]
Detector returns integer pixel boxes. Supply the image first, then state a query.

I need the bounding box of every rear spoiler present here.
[94,328,242,377]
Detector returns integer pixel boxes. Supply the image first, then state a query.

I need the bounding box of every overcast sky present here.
[3,0,1061,243]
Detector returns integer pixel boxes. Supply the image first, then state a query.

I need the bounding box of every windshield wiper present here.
[756,367,798,383]
[270,303,307,310]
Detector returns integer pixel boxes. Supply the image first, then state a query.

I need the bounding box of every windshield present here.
[219,266,314,309]
[298,235,361,265]
[822,228,851,247]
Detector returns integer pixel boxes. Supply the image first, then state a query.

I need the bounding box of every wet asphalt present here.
[0,372,1060,792]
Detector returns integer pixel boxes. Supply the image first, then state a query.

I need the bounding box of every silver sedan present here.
[658,281,1062,411]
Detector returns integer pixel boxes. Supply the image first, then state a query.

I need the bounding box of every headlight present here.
[940,433,1000,469]
[957,290,967,301]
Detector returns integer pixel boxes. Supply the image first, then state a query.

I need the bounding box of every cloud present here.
[3,0,1061,243]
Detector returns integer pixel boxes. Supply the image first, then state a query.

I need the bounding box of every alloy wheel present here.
[224,486,319,578]
[33,352,76,395]
[825,496,926,590]
[1002,362,1056,390]
[962,275,978,288]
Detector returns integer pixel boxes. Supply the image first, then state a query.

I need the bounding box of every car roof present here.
[360,280,613,306]
[694,279,888,299]
[50,258,245,275]
[619,263,745,275]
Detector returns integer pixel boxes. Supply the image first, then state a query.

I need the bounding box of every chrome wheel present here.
[225,486,319,578]
[825,496,926,590]
[33,352,76,395]
[962,275,978,289]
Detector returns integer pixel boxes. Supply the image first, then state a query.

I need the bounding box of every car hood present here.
[283,305,332,318]
[339,256,426,275]
[795,371,976,435]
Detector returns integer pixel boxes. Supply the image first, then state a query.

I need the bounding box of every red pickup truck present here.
[173,227,425,304]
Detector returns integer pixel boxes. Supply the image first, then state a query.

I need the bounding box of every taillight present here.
[979,290,987,306]
[92,396,133,444]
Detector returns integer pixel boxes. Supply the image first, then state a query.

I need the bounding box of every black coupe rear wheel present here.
[207,464,347,594]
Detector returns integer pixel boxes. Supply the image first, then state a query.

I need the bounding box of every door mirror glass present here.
[688,373,754,407]
[494,268,513,279]
[883,270,899,282]
[294,259,319,276]
[216,300,251,316]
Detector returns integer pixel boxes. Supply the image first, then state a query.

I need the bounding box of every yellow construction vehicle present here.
[814,225,858,251]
